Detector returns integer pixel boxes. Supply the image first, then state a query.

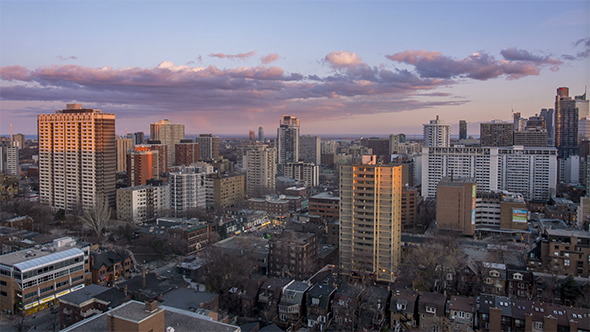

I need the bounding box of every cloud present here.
[2,46,557,127]
[208,51,256,60]
[57,55,77,61]
[323,51,363,70]
[260,53,279,64]
[386,48,562,80]
[0,65,32,81]
[562,37,590,60]
[187,55,203,65]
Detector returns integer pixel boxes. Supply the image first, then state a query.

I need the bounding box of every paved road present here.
[0,306,60,332]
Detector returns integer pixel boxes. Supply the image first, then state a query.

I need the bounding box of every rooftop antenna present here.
[10,124,13,141]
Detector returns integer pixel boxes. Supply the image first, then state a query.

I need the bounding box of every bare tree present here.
[10,312,27,332]
[49,311,61,332]
[201,248,255,313]
[399,235,466,293]
[81,194,112,239]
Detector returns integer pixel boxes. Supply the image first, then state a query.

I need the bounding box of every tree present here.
[399,235,466,293]
[10,312,27,332]
[201,247,255,313]
[559,275,580,305]
[81,194,112,239]
[49,311,61,332]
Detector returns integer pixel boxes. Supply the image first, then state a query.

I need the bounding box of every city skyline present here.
[1,1,589,136]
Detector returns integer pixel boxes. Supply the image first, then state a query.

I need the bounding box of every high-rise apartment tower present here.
[277,115,300,165]
[423,116,450,147]
[150,119,185,167]
[38,104,116,210]
[339,162,402,282]
[555,87,579,159]
[459,120,467,140]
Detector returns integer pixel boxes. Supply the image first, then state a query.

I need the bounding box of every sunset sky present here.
[1,1,589,137]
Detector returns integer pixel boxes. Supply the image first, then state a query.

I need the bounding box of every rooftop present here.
[61,301,241,332]
[310,192,339,200]
[0,245,84,270]
[59,284,112,306]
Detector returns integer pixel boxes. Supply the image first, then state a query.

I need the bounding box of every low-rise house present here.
[481,262,506,295]
[90,248,133,286]
[506,264,533,300]
[1,216,33,231]
[418,292,446,331]
[59,284,127,328]
[305,284,336,331]
[332,284,362,331]
[360,286,390,330]
[390,288,418,331]
[258,277,291,321]
[237,276,267,317]
[477,294,590,332]
[277,280,310,329]
[448,296,476,331]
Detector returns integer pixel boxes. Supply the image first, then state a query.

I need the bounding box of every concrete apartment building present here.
[38,104,116,210]
[436,176,477,236]
[308,192,340,222]
[116,136,133,173]
[269,232,318,281]
[339,162,402,282]
[421,146,557,200]
[126,145,160,187]
[169,165,213,217]
[0,141,19,176]
[210,173,245,208]
[401,186,419,231]
[196,134,220,161]
[243,144,277,197]
[0,237,91,316]
[480,120,514,147]
[150,119,185,167]
[555,87,580,159]
[528,227,590,278]
[175,139,198,166]
[283,162,319,187]
[299,135,321,165]
[513,128,548,147]
[423,115,450,147]
[116,179,170,223]
[277,114,300,167]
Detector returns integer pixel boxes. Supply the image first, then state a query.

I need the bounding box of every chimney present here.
[141,267,146,287]
[145,300,158,313]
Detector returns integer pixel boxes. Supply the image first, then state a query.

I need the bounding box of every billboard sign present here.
[512,208,528,223]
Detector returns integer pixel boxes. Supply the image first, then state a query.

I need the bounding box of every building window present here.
[426,306,436,314]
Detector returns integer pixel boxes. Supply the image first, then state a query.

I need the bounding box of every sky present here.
[1,1,589,137]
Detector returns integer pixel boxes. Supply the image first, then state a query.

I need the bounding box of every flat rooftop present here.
[310,192,339,200]
[0,245,83,269]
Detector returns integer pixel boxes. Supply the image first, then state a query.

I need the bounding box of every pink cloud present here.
[0,65,32,81]
[208,51,257,60]
[386,48,562,80]
[260,53,279,64]
[323,51,363,70]
[4,45,556,128]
